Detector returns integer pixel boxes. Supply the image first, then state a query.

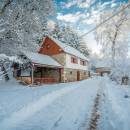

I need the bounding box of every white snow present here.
[1,77,130,130]
[98,77,130,130]
[22,51,62,67]
[0,54,21,63]
[0,78,101,130]
[0,28,5,33]
[0,86,78,129]
[49,36,89,61]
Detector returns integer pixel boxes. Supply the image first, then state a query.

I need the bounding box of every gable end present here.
[38,37,64,55]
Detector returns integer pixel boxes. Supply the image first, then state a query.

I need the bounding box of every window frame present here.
[71,56,78,64]
[80,59,86,66]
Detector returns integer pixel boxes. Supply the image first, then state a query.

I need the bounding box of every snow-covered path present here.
[0,78,101,130]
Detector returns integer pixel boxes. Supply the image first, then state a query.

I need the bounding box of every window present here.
[71,56,78,64]
[80,60,86,66]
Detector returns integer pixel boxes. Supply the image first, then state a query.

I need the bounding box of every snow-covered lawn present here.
[0,78,101,130]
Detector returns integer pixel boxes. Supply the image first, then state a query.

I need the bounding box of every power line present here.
[50,3,130,54]
[80,3,130,38]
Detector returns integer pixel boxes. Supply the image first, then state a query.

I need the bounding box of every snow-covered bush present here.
[110,59,130,85]
[0,53,23,81]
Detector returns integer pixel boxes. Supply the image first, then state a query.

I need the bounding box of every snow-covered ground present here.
[0,77,130,130]
[98,77,130,130]
[0,78,101,130]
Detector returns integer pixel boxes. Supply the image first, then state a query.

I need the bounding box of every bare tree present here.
[95,4,129,67]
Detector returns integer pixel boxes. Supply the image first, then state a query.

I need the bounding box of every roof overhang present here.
[21,51,62,68]
[32,62,63,68]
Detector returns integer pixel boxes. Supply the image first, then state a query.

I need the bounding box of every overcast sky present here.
[52,0,128,54]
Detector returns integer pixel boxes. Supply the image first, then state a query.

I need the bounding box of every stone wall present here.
[64,68,77,82]
[80,70,89,80]
[61,68,89,82]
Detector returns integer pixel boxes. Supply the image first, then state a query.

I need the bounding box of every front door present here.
[59,68,63,82]
[77,71,80,81]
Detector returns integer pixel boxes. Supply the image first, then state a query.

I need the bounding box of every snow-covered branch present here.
[0,0,55,56]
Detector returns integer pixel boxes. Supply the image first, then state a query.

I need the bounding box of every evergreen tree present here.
[51,24,90,56]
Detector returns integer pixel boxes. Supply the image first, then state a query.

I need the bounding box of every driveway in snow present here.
[0,78,101,130]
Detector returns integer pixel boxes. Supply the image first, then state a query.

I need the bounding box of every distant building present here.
[96,67,111,76]
[14,36,89,84]
[94,60,111,76]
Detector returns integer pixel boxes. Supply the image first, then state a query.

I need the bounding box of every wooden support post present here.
[41,67,43,78]
[31,64,34,85]
[41,67,43,84]
[59,68,61,82]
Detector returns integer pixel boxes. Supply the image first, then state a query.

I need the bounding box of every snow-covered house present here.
[14,36,89,84]
[95,60,111,76]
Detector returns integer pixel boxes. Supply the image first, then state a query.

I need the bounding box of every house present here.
[14,52,62,84]
[14,36,89,84]
[96,67,111,76]
[95,60,111,76]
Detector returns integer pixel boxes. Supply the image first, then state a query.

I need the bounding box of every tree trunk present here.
[111,27,118,67]
[1,64,9,81]
[112,41,116,67]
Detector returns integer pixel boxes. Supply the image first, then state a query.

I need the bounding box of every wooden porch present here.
[15,64,63,85]
[32,66,62,84]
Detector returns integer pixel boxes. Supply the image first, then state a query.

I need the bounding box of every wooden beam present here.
[59,68,61,82]
[31,64,34,85]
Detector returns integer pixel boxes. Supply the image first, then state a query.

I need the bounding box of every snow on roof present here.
[95,60,111,68]
[48,36,89,61]
[22,51,62,68]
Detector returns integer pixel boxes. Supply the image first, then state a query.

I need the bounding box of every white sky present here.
[83,33,102,54]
